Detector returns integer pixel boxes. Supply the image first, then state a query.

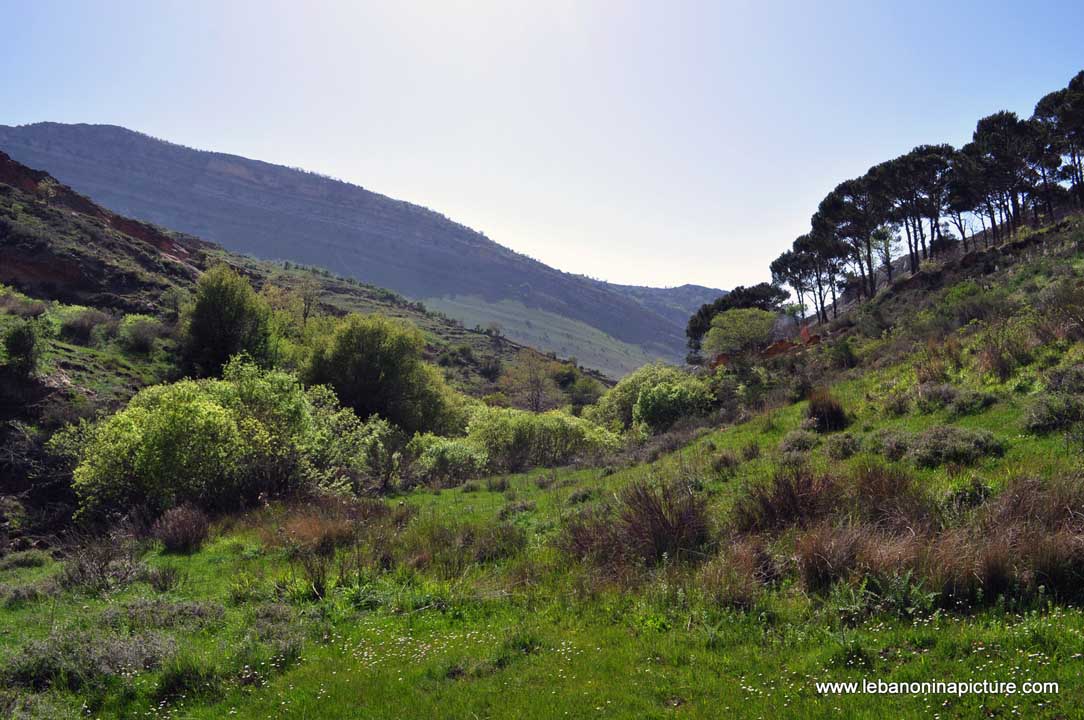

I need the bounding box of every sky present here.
[2,1,1083,290]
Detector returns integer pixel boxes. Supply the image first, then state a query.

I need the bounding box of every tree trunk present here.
[903,219,918,274]
[1040,165,1054,219]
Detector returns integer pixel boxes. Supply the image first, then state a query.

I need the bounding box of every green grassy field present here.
[5,336,1084,718]
[6,218,1084,718]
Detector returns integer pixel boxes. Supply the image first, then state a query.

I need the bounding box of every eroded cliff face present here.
[0,151,208,309]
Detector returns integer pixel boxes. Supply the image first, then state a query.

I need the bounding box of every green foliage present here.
[1025,393,1084,434]
[118,313,164,354]
[3,319,43,376]
[301,385,401,493]
[68,359,394,517]
[304,314,461,435]
[181,264,273,376]
[406,433,488,486]
[584,362,691,432]
[466,406,619,472]
[702,307,776,358]
[631,377,711,434]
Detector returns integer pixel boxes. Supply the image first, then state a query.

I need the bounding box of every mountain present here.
[0,150,600,397]
[0,123,724,376]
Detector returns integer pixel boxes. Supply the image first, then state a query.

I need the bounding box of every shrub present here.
[559,478,709,570]
[1044,364,1084,394]
[155,653,222,700]
[618,479,710,564]
[152,505,210,553]
[498,500,535,520]
[827,338,857,369]
[584,363,693,432]
[0,550,49,571]
[881,389,911,416]
[70,359,388,517]
[806,388,848,432]
[118,313,164,353]
[1035,278,1084,340]
[740,440,761,461]
[795,523,861,592]
[947,390,997,418]
[401,517,526,577]
[632,377,712,434]
[915,383,958,413]
[282,511,355,557]
[825,432,859,461]
[467,406,619,472]
[559,505,628,570]
[305,313,462,435]
[974,321,1034,382]
[711,450,741,478]
[778,429,818,454]
[59,532,140,594]
[1025,393,1084,434]
[59,308,110,345]
[702,307,777,358]
[141,565,186,593]
[848,463,933,531]
[905,427,1004,468]
[406,434,488,487]
[732,466,838,533]
[302,386,401,494]
[567,487,593,505]
[181,264,273,376]
[867,429,910,461]
[698,538,778,609]
[6,630,175,691]
[3,320,42,376]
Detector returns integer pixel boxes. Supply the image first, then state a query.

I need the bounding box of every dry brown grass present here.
[732,466,838,534]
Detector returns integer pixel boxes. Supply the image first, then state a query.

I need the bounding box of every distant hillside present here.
[0,123,724,375]
[0,150,601,396]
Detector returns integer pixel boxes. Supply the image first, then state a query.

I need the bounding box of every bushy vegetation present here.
[583,362,715,439]
[405,433,488,487]
[466,406,619,472]
[181,264,273,376]
[65,359,397,517]
[304,313,464,435]
[3,319,42,376]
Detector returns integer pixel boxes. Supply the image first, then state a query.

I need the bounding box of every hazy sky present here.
[3,1,1082,289]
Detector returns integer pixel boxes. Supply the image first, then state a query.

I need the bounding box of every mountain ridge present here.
[0,122,725,375]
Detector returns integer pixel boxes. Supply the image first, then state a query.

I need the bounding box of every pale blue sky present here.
[2,0,1082,288]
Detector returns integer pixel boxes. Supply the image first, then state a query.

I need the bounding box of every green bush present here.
[467,406,619,472]
[584,363,697,432]
[59,307,111,345]
[905,427,1004,468]
[826,432,859,460]
[407,433,488,486]
[301,384,401,494]
[3,320,43,376]
[1025,393,1084,434]
[632,377,711,434]
[67,359,393,517]
[779,429,818,454]
[118,314,164,353]
[181,264,273,376]
[305,314,464,435]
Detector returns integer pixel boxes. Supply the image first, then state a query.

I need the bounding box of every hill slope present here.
[0,151,597,398]
[0,122,724,375]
